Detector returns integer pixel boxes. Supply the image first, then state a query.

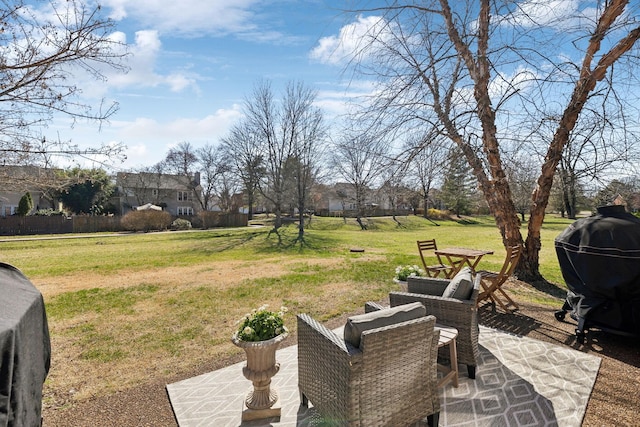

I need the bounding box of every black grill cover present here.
[0,263,51,426]
[555,205,640,335]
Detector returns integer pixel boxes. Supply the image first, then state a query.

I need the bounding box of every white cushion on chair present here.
[442,267,474,300]
[344,302,426,348]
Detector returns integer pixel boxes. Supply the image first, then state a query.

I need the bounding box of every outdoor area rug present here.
[166,325,601,427]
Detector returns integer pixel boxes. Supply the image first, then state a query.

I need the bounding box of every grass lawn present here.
[0,214,575,406]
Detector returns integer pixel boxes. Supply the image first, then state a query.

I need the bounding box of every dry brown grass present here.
[36,255,388,404]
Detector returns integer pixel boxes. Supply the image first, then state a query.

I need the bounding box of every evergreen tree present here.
[58,168,114,215]
[440,148,476,216]
[17,192,34,216]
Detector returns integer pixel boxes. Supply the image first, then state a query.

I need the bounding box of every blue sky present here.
[44,0,624,176]
[49,0,366,171]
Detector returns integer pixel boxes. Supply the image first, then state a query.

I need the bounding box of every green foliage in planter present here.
[236,305,288,341]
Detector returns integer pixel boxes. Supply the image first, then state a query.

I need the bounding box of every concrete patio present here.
[166,325,600,427]
[166,342,319,427]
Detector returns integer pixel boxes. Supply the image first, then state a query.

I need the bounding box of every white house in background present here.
[0,166,60,217]
[323,182,388,213]
[114,172,203,216]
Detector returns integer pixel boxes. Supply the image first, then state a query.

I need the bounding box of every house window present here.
[177,191,190,201]
[177,206,194,216]
[151,189,158,197]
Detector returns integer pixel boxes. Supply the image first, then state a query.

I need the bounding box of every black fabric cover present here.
[0,263,51,427]
[555,205,640,335]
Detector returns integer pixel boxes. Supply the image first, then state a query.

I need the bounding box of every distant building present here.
[0,165,61,217]
[114,172,203,216]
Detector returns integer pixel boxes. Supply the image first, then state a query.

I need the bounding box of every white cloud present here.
[51,106,245,170]
[310,15,389,65]
[105,30,198,93]
[118,107,241,142]
[101,0,261,37]
[111,106,243,167]
[489,67,538,100]
[501,0,598,30]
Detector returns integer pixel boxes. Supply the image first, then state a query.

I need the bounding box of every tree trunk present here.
[247,191,254,221]
[423,194,429,218]
[356,211,367,230]
[298,210,304,240]
[568,175,577,219]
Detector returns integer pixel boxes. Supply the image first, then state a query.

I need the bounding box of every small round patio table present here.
[436,324,459,388]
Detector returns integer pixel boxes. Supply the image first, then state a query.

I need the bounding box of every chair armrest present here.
[297,314,363,422]
[364,301,386,313]
[406,276,449,296]
[360,315,438,353]
[389,291,475,331]
[297,313,359,357]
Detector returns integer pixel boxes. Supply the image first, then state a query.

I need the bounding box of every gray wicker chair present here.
[390,272,482,379]
[297,312,441,426]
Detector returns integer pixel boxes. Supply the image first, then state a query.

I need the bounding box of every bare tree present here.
[378,163,407,225]
[557,112,638,219]
[194,144,230,211]
[283,83,326,241]
[243,80,289,230]
[240,80,325,236]
[213,167,241,213]
[504,155,539,222]
[163,142,198,177]
[222,123,265,220]
[344,0,640,280]
[403,132,449,218]
[331,132,389,230]
[0,0,127,167]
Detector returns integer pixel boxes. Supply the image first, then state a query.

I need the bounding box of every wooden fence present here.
[199,212,248,229]
[0,213,248,236]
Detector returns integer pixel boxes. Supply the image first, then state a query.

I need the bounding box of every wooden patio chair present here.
[477,244,523,312]
[417,239,460,279]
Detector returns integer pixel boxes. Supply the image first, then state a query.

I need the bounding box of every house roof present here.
[0,165,61,192]
[116,172,201,191]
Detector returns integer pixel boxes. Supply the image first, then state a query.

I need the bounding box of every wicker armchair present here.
[391,272,482,379]
[297,311,441,426]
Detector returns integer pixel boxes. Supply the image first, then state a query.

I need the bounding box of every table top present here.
[436,324,458,347]
[435,247,494,258]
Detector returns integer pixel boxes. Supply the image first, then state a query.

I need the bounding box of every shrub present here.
[121,210,172,232]
[34,209,65,216]
[426,208,450,220]
[171,218,192,231]
[17,192,34,216]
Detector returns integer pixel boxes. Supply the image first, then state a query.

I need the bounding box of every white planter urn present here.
[231,332,288,420]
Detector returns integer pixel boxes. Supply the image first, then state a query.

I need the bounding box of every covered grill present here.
[554,205,640,343]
